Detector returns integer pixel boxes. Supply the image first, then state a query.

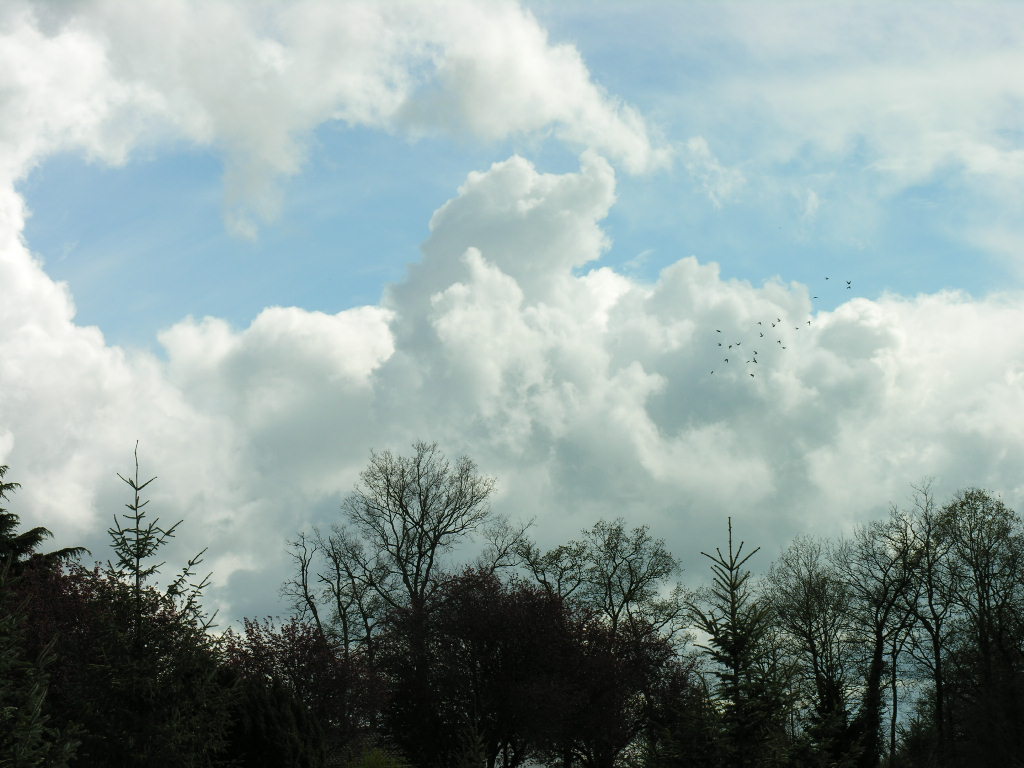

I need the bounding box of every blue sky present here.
[3,0,1024,622]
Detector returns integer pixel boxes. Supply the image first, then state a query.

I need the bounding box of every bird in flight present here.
[716,329,722,333]
[846,280,852,289]
[724,358,729,363]
[759,332,764,337]
[825,276,830,280]
[749,373,755,378]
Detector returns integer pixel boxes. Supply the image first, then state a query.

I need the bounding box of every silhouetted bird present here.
[760,332,764,337]
[749,373,754,377]
[813,295,818,299]
[757,321,762,325]
[724,358,729,363]
[825,276,830,280]
[716,329,722,333]
[846,280,852,289]
[728,344,733,349]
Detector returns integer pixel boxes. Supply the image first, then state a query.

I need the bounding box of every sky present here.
[3,0,1024,623]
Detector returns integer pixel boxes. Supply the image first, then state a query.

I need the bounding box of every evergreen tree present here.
[0,466,80,767]
[0,465,85,573]
[0,564,79,767]
[688,519,790,768]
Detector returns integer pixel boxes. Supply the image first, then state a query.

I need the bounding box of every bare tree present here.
[516,538,589,602]
[837,517,918,768]
[313,524,384,661]
[766,536,855,761]
[519,518,686,643]
[341,441,497,619]
[899,482,955,764]
[282,531,324,637]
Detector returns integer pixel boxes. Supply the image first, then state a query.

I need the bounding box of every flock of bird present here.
[709,277,852,378]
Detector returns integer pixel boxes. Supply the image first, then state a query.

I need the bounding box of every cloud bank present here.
[2,1,1023,621]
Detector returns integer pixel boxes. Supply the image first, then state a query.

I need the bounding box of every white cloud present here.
[645,2,1024,263]
[3,0,1024,622]
[4,147,1024,618]
[681,136,745,207]
[0,0,667,236]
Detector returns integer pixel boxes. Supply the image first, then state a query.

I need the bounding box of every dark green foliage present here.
[222,616,385,764]
[0,466,81,767]
[220,668,327,768]
[688,518,788,768]
[12,449,230,767]
[0,566,78,768]
[0,465,86,574]
[639,657,723,768]
[14,444,1024,768]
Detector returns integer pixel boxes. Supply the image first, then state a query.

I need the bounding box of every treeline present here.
[2,443,1024,767]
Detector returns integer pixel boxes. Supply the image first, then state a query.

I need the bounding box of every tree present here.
[0,563,79,767]
[14,447,230,767]
[766,536,856,766]
[285,442,499,767]
[899,482,955,766]
[517,519,687,767]
[0,465,86,573]
[837,517,918,768]
[688,518,788,768]
[222,616,388,766]
[427,569,583,768]
[0,466,82,766]
[518,519,686,642]
[640,655,723,768]
[936,488,1024,766]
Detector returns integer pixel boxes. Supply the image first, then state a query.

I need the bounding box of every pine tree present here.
[688,518,789,768]
[0,466,80,767]
[0,465,85,572]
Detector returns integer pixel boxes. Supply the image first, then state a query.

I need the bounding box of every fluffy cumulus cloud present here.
[7,146,1024,618]
[0,0,668,236]
[3,0,1024,620]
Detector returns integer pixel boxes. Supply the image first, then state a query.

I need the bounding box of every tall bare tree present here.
[767,536,855,763]
[837,518,918,768]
